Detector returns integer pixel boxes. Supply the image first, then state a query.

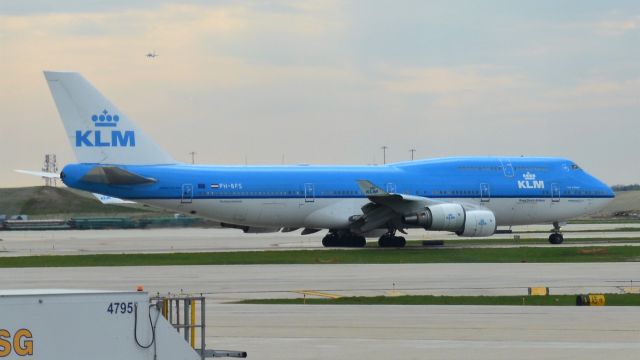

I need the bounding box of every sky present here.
[1,0,639,187]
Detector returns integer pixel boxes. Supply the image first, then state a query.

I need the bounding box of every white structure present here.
[0,289,201,359]
[41,154,58,187]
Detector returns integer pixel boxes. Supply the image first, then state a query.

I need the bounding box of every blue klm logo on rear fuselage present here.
[75,110,135,147]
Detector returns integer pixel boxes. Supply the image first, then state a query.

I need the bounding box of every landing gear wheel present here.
[548,233,564,244]
[322,233,338,247]
[349,236,367,248]
[322,233,366,248]
[378,234,406,248]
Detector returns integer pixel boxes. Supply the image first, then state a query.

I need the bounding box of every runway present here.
[208,304,640,360]
[0,223,639,256]
[1,263,638,359]
[2,263,639,301]
[2,228,639,359]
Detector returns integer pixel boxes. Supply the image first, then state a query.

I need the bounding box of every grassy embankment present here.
[0,186,154,218]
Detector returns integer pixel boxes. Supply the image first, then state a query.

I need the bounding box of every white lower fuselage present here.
[145,196,610,232]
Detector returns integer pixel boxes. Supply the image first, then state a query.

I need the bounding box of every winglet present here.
[356,180,388,197]
[92,193,135,205]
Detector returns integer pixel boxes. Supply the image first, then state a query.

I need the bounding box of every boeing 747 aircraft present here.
[40,71,614,247]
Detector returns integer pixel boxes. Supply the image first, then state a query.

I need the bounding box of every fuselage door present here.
[501,160,514,177]
[304,183,315,203]
[181,184,193,204]
[551,183,560,202]
[480,183,490,202]
[386,183,397,193]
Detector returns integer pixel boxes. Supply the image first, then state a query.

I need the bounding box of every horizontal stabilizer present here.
[80,166,156,185]
[15,169,60,178]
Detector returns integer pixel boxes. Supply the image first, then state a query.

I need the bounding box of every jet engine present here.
[402,204,496,237]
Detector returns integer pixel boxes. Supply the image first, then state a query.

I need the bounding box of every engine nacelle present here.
[403,205,496,237]
[403,203,465,232]
[456,210,496,237]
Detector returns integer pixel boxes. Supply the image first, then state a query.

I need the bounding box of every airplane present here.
[145,51,158,59]
[40,71,615,247]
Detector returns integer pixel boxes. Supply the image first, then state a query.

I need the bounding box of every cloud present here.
[1,1,640,186]
[381,66,525,94]
[595,16,640,36]
[544,78,640,110]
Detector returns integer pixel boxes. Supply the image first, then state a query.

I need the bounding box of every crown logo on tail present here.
[91,109,120,127]
[523,172,536,181]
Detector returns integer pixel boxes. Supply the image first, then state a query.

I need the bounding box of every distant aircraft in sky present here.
[145,51,158,59]
[37,71,615,247]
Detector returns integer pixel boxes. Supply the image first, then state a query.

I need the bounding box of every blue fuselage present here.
[61,157,613,203]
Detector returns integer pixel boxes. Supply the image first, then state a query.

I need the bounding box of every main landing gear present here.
[322,231,366,248]
[378,232,406,248]
[548,222,564,244]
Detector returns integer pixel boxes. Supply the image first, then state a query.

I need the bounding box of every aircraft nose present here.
[593,175,615,199]
[603,182,615,198]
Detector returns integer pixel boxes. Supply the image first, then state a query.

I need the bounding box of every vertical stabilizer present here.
[44,71,175,165]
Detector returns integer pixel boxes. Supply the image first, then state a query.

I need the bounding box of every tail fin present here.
[44,71,175,165]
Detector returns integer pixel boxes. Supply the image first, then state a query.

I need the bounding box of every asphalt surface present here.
[2,226,640,359]
[2,263,639,301]
[1,224,640,256]
[207,304,640,360]
[2,262,639,358]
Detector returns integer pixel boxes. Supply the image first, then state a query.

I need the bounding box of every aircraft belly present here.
[137,196,609,230]
[140,198,360,228]
[304,198,368,229]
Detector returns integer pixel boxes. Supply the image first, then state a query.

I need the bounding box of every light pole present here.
[189,151,196,164]
[381,146,388,164]
[409,148,416,161]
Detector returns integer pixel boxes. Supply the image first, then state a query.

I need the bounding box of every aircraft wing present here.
[352,180,427,233]
[356,180,440,211]
[353,180,481,233]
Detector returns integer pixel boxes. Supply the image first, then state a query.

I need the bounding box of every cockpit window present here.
[571,163,581,170]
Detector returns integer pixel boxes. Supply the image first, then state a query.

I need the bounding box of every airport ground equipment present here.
[0,289,242,359]
[152,294,246,359]
[576,294,606,306]
[528,287,550,296]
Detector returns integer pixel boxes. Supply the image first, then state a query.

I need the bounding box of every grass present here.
[1,246,640,268]
[569,219,640,224]
[238,294,640,306]
[404,236,640,247]
[514,227,640,233]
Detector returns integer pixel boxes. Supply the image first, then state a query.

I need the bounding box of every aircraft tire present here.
[548,233,564,244]
[378,235,405,248]
[322,233,338,247]
[378,234,392,248]
[350,236,366,248]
